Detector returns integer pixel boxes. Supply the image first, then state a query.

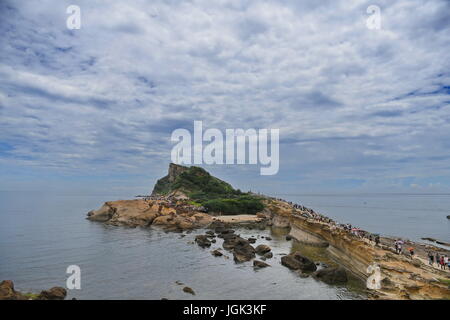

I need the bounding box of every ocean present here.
[0,191,448,299]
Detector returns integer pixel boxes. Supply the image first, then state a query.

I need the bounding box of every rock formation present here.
[281,252,317,272]
[313,267,348,285]
[0,280,67,300]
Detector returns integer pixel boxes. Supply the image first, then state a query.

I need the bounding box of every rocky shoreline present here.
[85,193,450,300]
[0,280,67,300]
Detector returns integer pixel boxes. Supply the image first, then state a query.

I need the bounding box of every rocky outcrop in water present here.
[0,280,67,300]
[281,252,317,272]
[87,199,214,231]
[313,267,348,285]
[255,244,271,255]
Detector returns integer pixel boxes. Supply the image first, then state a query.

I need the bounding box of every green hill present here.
[151,163,264,215]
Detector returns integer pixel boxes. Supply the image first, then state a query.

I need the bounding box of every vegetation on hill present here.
[152,165,265,215]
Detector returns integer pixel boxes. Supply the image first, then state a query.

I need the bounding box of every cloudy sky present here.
[1,0,450,195]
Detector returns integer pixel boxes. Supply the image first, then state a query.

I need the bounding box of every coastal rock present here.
[253,260,270,269]
[248,237,257,244]
[0,281,67,300]
[313,267,348,285]
[195,235,212,248]
[0,280,25,300]
[38,287,67,300]
[263,252,273,259]
[182,286,195,295]
[211,249,223,257]
[286,235,292,241]
[233,239,256,263]
[281,252,317,272]
[255,244,271,255]
[447,215,450,219]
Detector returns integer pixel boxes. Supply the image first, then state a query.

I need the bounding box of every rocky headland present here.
[85,163,450,300]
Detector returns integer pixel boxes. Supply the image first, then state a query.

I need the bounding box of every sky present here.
[1,0,450,196]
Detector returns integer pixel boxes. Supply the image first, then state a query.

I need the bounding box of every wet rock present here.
[263,252,273,259]
[298,272,310,278]
[286,235,292,241]
[313,267,348,284]
[255,244,271,255]
[211,249,223,257]
[183,286,195,295]
[281,252,317,272]
[253,260,270,269]
[265,237,272,241]
[38,287,67,300]
[195,235,212,248]
[233,238,256,263]
[248,237,257,244]
[205,230,215,237]
[447,215,450,219]
[0,280,25,300]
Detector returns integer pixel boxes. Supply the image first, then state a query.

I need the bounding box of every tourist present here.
[443,255,448,270]
[440,256,445,270]
[408,247,414,257]
[428,252,434,265]
[436,253,440,267]
[375,235,380,247]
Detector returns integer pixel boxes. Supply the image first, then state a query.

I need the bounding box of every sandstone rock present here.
[38,287,67,300]
[183,286,195,295]
[0,280,25,300]
[86,205,113,222]
[255,244,271,255]
[248,237,257,244]
[281,252,317,272]
[313,267,348,284]
[253,260,270,269]
[195,235,212,248]
[211,249,223,257]
[263,252,273,259]
[232,238,256,263]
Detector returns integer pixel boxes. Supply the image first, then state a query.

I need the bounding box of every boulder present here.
[232,239,256,263]
[248,237,257,244]
[211,249,223,257]
[263,252,273,259]
[195,235,212,248]
[281,252,317,272]
[183,286,195,295]
[286,235,292,241]
[0,280,25,300]
[313,267,348,284]
[447,215,450,219]
[253,260,270,269]
[255,244,271,255]
[38,287,67,300]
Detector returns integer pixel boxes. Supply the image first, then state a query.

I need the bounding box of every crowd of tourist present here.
[269,196,450,270]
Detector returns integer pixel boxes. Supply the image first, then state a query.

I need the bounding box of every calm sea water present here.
[0,191,448,299]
